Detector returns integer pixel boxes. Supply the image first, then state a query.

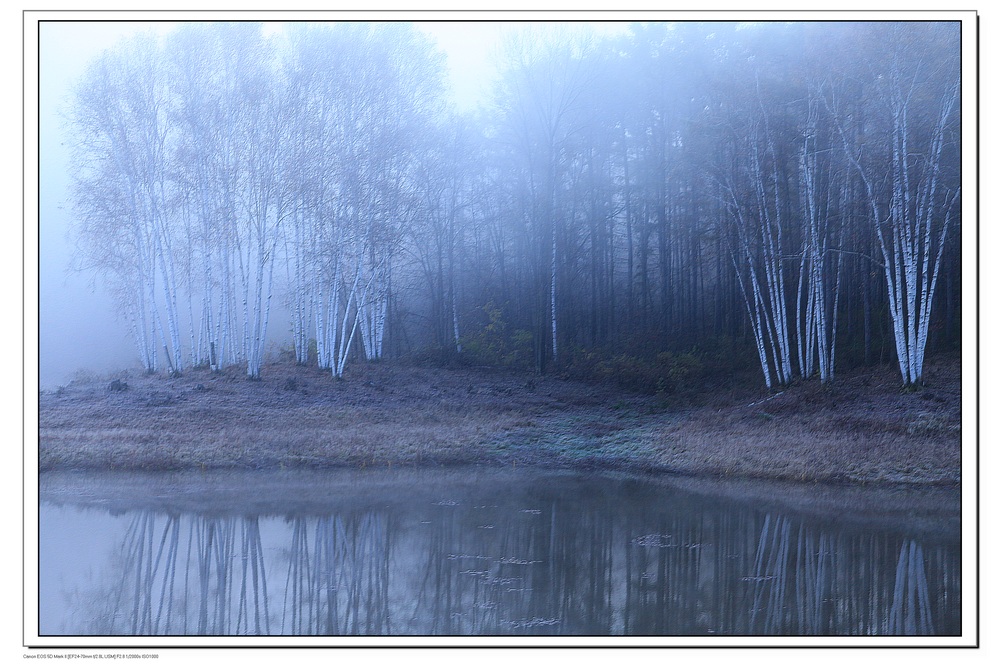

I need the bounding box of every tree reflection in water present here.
[41,473,960,636]
[281,514,390,634]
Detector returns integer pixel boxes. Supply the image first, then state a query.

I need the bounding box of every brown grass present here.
[37,355,963,485]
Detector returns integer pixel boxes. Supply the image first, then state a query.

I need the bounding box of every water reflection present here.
[39,470,960,636]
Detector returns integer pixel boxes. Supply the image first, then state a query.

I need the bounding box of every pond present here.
[37,467,961,638]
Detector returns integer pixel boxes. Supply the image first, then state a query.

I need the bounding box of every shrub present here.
[460,302,533,369]
[563,348,704,395]
[654,351,703,394]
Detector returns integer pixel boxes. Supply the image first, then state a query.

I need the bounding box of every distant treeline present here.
[67,21,962,388]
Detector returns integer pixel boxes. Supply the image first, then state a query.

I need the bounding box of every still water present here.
[38,468,961,637]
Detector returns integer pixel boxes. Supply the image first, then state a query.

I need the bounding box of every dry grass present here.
[634,356,963,484]
[37,355,962,485]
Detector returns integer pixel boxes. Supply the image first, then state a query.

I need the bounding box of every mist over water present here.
[39,469,961,638]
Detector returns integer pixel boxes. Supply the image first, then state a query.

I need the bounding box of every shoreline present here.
[37,356,962,486]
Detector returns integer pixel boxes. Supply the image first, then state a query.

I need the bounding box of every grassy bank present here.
[37,355,962,485]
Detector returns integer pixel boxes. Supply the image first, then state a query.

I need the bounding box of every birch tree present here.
[713,78,797,389]
[279,23,444,376]
[200,24,289,379]
[355,24,443,363]
[69,34,183,374]
[826,23,961,386]
[167,24,233,370]
[795,93,845,383]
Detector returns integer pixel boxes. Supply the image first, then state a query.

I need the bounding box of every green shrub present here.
[460,302,533,369]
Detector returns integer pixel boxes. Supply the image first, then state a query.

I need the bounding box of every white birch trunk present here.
[826,42,959,387]
[334,257,364,378]
[551,220,558,362]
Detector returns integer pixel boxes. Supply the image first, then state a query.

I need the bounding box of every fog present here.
[39,23,180,388]
[33,14,966,390]
[36,21,488,388]
[35,19,627,388]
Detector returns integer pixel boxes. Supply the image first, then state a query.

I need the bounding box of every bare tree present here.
[69,33,183,374]
[492,28,598,372]
[825,23,961,386]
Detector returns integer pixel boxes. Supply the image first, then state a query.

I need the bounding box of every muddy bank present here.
[37,356,963,485]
